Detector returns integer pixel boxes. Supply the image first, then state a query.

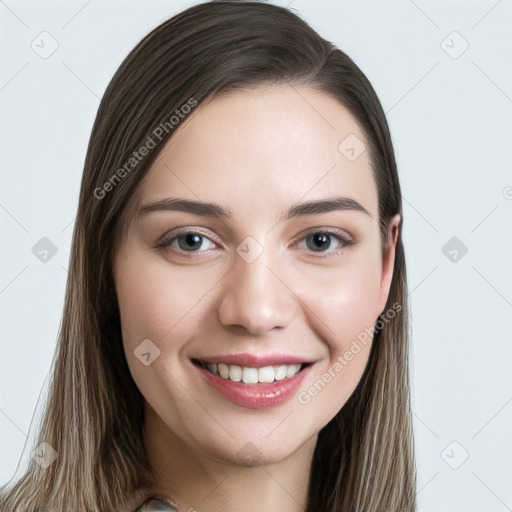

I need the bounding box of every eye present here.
[157,230,217,255]
[295,229,354,258]
[156,227,355,259]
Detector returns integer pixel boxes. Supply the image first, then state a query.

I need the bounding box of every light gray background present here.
[1,1,511,510]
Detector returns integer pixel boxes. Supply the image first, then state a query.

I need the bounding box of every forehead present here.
[140,85,378,220]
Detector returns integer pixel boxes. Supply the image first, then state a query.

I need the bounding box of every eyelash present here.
[156,227,355,260]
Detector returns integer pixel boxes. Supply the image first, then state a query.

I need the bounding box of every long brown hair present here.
[0,1,416,510]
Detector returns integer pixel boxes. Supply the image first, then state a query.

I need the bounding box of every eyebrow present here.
[138,195,372,220]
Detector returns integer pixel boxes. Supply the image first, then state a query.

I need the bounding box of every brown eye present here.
[306,233,334,252]
[297,229,355,258]
[176,233,204,251]
[158,230,216,254]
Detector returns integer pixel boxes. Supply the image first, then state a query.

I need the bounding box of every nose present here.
[217,247,297,337]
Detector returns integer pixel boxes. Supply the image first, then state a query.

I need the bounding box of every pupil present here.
[307,233,330,252]
[179,234,202,251]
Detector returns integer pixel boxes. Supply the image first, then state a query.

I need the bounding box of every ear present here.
[377,213,401,314]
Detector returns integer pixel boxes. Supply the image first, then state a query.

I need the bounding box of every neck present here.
[143,403,317,512]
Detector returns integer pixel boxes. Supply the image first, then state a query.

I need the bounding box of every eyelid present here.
[156,227,220,250]
[294,226,354,244]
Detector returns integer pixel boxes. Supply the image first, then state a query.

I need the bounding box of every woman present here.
[0,1,416,511]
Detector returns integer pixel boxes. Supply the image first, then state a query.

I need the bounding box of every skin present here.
[113,85,400,512]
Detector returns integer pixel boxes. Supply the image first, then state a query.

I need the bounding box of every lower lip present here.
[195,363,312,409]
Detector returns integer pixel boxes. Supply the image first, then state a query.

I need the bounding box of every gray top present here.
[134,496,179,511]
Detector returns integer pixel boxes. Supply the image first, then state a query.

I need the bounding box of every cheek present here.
[300,245,383,347]
[294,250,382,417]
[309,271,379,365]
[114,255,216,412]
[115,254,217,347]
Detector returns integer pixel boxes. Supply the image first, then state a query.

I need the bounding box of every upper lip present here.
[193,353,313,368]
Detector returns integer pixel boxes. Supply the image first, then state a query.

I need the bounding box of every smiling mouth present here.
[192,359,310,384]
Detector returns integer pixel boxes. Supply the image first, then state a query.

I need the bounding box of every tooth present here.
[218,363,229,379]
[206,363,218,376]
[202,361,303,382]
[258,366,274,383]
[274,365,287,381]
[229,365,242,382]
[242,367,258,384]
[285,364,301,378]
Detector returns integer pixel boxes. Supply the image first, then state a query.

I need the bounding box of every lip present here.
[194,352,313,368]
[194,360,313,409]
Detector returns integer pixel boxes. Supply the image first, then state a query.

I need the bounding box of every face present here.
[113,85,399,467]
